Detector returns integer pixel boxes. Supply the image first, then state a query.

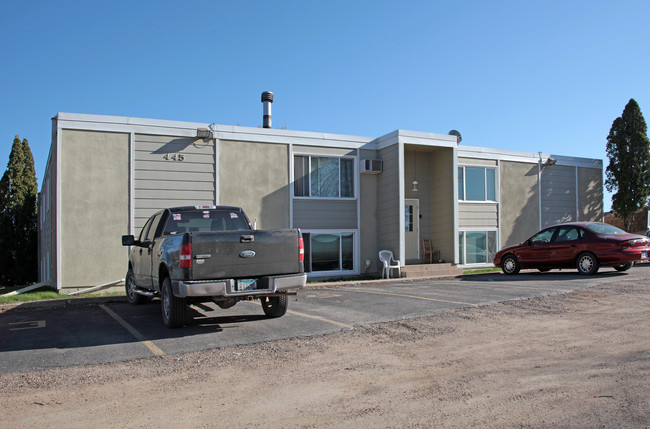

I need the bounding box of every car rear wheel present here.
[576,252,599,275]
[501,254,520,275]
[261,295,288,318]
[614,262,633,271]
[161,277,186,328]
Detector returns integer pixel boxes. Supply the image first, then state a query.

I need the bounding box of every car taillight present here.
[619,239,643,249]
[298,237,304,262]
[180,242,192,269]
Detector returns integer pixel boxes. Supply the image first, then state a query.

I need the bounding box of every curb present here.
[0,295,128,313]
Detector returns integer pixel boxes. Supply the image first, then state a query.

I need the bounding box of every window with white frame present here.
[294,155,355,198]
[302,231,355,273]
[458,230,497,264]
[458,166,496,201]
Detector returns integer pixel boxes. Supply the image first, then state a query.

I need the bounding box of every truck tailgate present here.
[189,229,302,280]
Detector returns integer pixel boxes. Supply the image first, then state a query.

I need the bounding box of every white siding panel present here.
[459,203,498,228]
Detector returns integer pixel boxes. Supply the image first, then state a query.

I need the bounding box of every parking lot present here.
[0,268,639,373]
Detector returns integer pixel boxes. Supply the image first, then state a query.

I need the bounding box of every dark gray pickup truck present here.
[121,206,306,328]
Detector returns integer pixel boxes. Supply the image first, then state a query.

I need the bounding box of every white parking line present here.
[345,288,477,306]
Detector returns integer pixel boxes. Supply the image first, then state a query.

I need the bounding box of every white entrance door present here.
[405,199,420,263]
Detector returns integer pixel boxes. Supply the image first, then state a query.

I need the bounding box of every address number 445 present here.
[163,153,185,161]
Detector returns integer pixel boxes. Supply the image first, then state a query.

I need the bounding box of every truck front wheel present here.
[125,269,146,305]
[261,296,288,318]
[161,277,186,328]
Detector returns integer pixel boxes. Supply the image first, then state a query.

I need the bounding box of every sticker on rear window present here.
[230,213,238,219]
[173,214,181,221]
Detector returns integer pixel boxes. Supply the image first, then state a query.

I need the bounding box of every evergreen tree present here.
[605,99,650,231]
[0,136,38,285]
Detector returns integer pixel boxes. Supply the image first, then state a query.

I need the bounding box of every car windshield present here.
[585,223,627,235]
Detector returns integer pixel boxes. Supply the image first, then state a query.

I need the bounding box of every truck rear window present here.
[163,210,250,234]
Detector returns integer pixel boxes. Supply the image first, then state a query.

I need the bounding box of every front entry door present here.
[405,199,420,263]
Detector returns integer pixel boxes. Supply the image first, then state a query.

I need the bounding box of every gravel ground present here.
[1,278,649,428]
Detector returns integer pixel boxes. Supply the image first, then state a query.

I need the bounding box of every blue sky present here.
[2,1,649,211]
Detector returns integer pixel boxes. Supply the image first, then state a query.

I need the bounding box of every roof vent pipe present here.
[261,91,274,128]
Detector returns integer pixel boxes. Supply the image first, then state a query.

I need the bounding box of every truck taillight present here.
[180,242,192,269]
[298,237,304,262]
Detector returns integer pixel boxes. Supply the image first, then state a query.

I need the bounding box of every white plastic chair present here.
[379,250,401,279]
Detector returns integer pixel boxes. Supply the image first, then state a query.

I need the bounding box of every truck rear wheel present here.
[161,277,186,328]
[261,296,288,318]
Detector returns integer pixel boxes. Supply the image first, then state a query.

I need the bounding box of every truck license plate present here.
[236,279,257,291]
[642,251,648,259]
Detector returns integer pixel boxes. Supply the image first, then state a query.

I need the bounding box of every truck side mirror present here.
[122,235,136,246]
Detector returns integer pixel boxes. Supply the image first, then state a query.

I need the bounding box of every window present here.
[458,231,497,264]
[302,232,354,273]
[294,155,354,198]
[458,166,496,201]
[405,205,414,232]
[554,226,583,243]
[164,209,249,235]
[530,228,555,245]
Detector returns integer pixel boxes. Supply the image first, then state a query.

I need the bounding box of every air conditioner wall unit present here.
[360,159,383,174]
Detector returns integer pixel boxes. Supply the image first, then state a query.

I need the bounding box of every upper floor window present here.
[294,155,355,198]
[458,166,496,201]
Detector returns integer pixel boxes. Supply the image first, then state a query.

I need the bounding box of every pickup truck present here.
[121,205,306,328]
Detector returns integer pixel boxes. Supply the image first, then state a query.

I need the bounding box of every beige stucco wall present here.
[500,161,540,247]
[61,130,130,288]
[219,140,289,229]
[429,148,455,262]
[578,167,603,221]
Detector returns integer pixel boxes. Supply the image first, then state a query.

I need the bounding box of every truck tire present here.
[161,277,186,328]
[125,269,146,305]
[261,295,288,318]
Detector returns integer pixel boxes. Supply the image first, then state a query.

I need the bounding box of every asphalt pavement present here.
[0,266,645,373]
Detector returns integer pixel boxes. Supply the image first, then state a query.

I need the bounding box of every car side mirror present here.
[122,235,137,246]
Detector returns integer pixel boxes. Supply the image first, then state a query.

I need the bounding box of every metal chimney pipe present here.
[261,91,274,128]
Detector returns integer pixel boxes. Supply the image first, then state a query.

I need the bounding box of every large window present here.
[458,166,496,201]
[294,155,354,198]
[302,232,355,273]
[458,230,497,264]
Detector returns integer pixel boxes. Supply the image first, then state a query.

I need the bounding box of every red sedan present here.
[493,222,650,275]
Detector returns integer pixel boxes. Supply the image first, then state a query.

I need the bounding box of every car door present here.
[132,212,162,289]
[546,226,583,267]
[516,227,556,267]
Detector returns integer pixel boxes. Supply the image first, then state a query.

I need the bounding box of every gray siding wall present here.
[458,203,498,228]
[134,134,215,231]
[377,144,400,255]
[293,199,358,229]
[541,165,577,227]
[359,149,379,274]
